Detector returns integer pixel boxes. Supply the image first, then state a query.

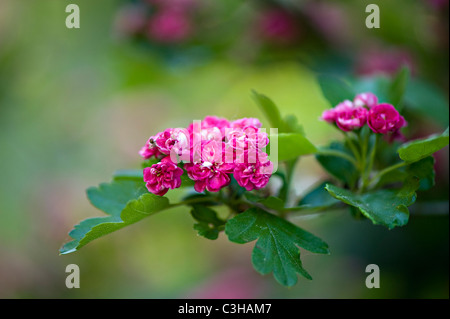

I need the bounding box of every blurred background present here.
[0,0,448,298]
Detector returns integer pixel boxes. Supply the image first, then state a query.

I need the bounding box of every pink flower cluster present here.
[140,116,273,196]
[320,93,407,136]
[115,0,199,44]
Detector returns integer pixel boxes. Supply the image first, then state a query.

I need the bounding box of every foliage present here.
[61,70,449,287]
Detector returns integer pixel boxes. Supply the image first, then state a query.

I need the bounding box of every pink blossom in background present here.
[303,2,352,46]
[355,46,416,77]
[425,0,449,9]
[114,5,148,37]
[147,9,193,43]
[143,157,184,196]
[146,0,199,10]
[187,268,266,299]
[257,9,300,45]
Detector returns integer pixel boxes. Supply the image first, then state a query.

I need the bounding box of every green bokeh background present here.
[0,0,448,298]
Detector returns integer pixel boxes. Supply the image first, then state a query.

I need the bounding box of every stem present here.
[170,196,221,208]
[369,161,409,188]
[361,134,379,192]
[359,132,368,176]
[366,135,379,177]
[317,148,358,166]
[342,131,361,164]
[279,159,298,205]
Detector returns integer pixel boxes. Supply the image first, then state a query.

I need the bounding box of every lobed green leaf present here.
[60,180,170,254]
[190,205,225,240]
[225,208,329,287]
[325,178,420,230]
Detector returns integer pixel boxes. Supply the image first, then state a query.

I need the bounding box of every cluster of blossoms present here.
[140,116,273,196]
[115,0,200,44]
[320,92,407,138]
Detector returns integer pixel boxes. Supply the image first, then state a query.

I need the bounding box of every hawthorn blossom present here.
[147,9,193,43]
[354,93,378,109]
[143,157,184,196]
[141,116,273,196]
[184,140,234,192]
[233,152,273,191]
[139,136,164,159]
[320,100,353,123]
[225,126,269,151]
[231,118,262,129]
[321,100,367,131]
[367,103,406,134]
[335,106,368,132]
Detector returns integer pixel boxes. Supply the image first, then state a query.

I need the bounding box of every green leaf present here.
[259,196,285,210]
[317,75,355,107]
[376,156,435,191]
[274,133,318,161]
[142,158,160,168]
[351,76,390,104]
[113,169,143,181]
[316,142,358,187]
[191,205,225,240]
[251,91,305,135]
[225,208,329,287]
[325,178,420,229]
[298,181,340,209]
[182,193,219,206]
[113,168,195,188]
[404,78,449,127]
[283,114,305,135]
[251,90,284,131]
[60,180,170,254]
[388,66,409,109]
[398,128,449,163]
[245,195,285,211]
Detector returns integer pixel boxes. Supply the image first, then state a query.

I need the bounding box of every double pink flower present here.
[140,116,273,196]
[143,157,184,196]
[321,92,407,136]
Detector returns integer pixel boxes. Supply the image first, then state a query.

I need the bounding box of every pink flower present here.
[234,153,273,191]
[367,103,405,134]
[320,100,353,123]
[354,93,378,108]
[187,116,230,140]
[355,46,415,77]
[185,140,234,193]
[321,100,368,131]
[258,9,300,46]
[231,118,262,129]
[147,9,193,44]
[143,157,184,196]
[335,106,368,132]
[154,128,190,156]
[139,136,164,159]
[226,126,269,151]
[114,5,147,37]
